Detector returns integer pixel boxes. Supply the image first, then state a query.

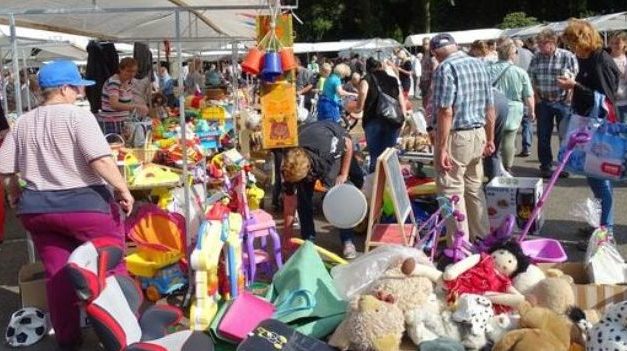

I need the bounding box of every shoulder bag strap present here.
[492,63,514,87]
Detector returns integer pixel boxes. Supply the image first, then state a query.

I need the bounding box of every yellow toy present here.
[189,212,244,331]
[246,183,265,210]
[200,105,227,122]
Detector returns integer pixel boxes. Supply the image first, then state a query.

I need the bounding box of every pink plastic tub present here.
[520,239,567,263]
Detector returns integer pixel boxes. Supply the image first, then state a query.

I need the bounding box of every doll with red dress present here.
[443,241,531,314]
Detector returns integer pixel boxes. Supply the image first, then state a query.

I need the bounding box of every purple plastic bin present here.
[520,239,567,263]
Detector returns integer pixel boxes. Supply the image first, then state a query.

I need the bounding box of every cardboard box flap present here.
[539,262,627,312]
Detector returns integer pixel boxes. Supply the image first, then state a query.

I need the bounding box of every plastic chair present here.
[233,171,283,284]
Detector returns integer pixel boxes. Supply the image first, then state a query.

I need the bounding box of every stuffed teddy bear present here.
[328,292,405,351]
[369,258,440,313]
[526,273,575,315]
[443,241,530,314]
[584,300,627,351]
[492,302,572,351]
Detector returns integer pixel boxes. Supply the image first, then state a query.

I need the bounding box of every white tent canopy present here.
[294,38,401,54]
[0,1,271,51]
[404,28,504,47]
[503,11,627,38]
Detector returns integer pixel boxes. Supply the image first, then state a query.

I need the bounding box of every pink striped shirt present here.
[0,104,111,190]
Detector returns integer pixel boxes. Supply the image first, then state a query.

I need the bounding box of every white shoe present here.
[343,241,358,260]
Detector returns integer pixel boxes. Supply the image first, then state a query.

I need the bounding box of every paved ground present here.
[1,131,626,350]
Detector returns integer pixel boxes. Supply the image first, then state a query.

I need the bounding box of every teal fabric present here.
[487,60,533,131]
[321,74,342,103]
[265,241,346,338]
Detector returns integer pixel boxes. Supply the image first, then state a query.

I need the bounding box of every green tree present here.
[498,11,540,29]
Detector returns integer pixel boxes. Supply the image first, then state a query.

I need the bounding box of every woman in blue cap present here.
[0,60,134,350]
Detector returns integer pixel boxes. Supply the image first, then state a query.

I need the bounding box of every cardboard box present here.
[539,262,627,312]
[18,262,48,311]
[485,177,544,234]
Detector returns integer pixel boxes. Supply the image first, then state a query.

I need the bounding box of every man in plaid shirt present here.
[528,29,579,178]
[429,33,495,243]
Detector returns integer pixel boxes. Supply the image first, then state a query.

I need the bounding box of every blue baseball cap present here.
[429,33,456,50]
[38,60,95,89]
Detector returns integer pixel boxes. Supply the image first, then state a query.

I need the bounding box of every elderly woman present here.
[557,20,620,239]
[0,60,134,350]
[317,63,356,122]
[487,38,535,173]
[99,57,149,134]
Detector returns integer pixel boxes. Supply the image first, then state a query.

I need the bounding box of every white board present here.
[381,148,412,224]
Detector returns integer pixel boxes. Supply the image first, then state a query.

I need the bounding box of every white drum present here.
[322,184,368,229]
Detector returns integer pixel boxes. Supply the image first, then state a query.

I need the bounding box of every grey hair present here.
[497,38,516,61]
[42,87,61,100]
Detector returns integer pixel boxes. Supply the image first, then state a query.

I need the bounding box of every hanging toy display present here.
[241,2,295,82]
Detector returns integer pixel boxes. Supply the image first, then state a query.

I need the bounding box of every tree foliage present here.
[498,12,540,29]
[292,0,626,41]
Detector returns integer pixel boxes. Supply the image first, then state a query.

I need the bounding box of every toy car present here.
[140,263,188,302]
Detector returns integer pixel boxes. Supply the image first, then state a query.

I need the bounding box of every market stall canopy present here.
[404,28,504,47]
[502,11,627,38]
[0,27,88,62]
[0,0,272,50]
[294,38,401,55]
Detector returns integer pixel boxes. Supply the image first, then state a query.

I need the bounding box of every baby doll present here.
[151,92,169,120]
[443,241,530,314]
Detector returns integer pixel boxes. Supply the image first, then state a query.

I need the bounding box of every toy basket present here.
[105,133,125,160]
[121,131,159,163]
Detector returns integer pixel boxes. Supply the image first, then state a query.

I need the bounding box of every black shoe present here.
[559,171,570,178]
[516,150,531,157]
[540,168,553,178]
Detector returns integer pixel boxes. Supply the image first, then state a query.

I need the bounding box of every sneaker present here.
[559,171,570,178]
[516,150,531,157]
[343,241,358,260]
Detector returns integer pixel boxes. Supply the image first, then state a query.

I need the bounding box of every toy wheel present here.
[146,285,161,302]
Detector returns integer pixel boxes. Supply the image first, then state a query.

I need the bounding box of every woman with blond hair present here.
[557,19,620,240]
[316,63,357,122]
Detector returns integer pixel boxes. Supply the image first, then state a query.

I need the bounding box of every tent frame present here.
[4,2,291,305]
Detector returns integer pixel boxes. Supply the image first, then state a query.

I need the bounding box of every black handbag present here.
[371,74,404,126]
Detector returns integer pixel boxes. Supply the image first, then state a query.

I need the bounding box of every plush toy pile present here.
[325,242,620,351]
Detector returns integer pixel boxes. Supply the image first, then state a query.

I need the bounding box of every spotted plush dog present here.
[586,301,627,351]
[452,294,495,350]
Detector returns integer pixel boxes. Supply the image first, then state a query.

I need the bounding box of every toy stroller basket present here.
[517,131,591,263]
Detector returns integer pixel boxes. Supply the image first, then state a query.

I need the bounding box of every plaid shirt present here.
[528,48,579,102]
[431,51,493,130]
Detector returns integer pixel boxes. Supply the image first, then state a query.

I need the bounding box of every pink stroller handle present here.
[518,131,591,242]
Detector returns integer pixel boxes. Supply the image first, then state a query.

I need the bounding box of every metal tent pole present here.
[0,47,7,116]
[230,41,239,142]
[22,49,31,111]
[10,14,22,116]
[176,9,191,255]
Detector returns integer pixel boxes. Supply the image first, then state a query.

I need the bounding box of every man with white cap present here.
[429,33,495,243]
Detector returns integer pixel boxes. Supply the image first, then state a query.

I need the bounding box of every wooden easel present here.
[365,148,418,252]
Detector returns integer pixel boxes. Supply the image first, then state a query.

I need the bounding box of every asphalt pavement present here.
[1,131,625,350]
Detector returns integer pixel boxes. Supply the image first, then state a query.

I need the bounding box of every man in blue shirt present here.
[430,33,495,243]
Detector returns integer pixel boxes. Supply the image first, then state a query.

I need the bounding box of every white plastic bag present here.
[570,198,601,228]
[584,228,626,284]
[330,245,433,301]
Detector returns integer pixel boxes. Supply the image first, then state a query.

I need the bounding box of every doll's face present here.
[491,249,518,276]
